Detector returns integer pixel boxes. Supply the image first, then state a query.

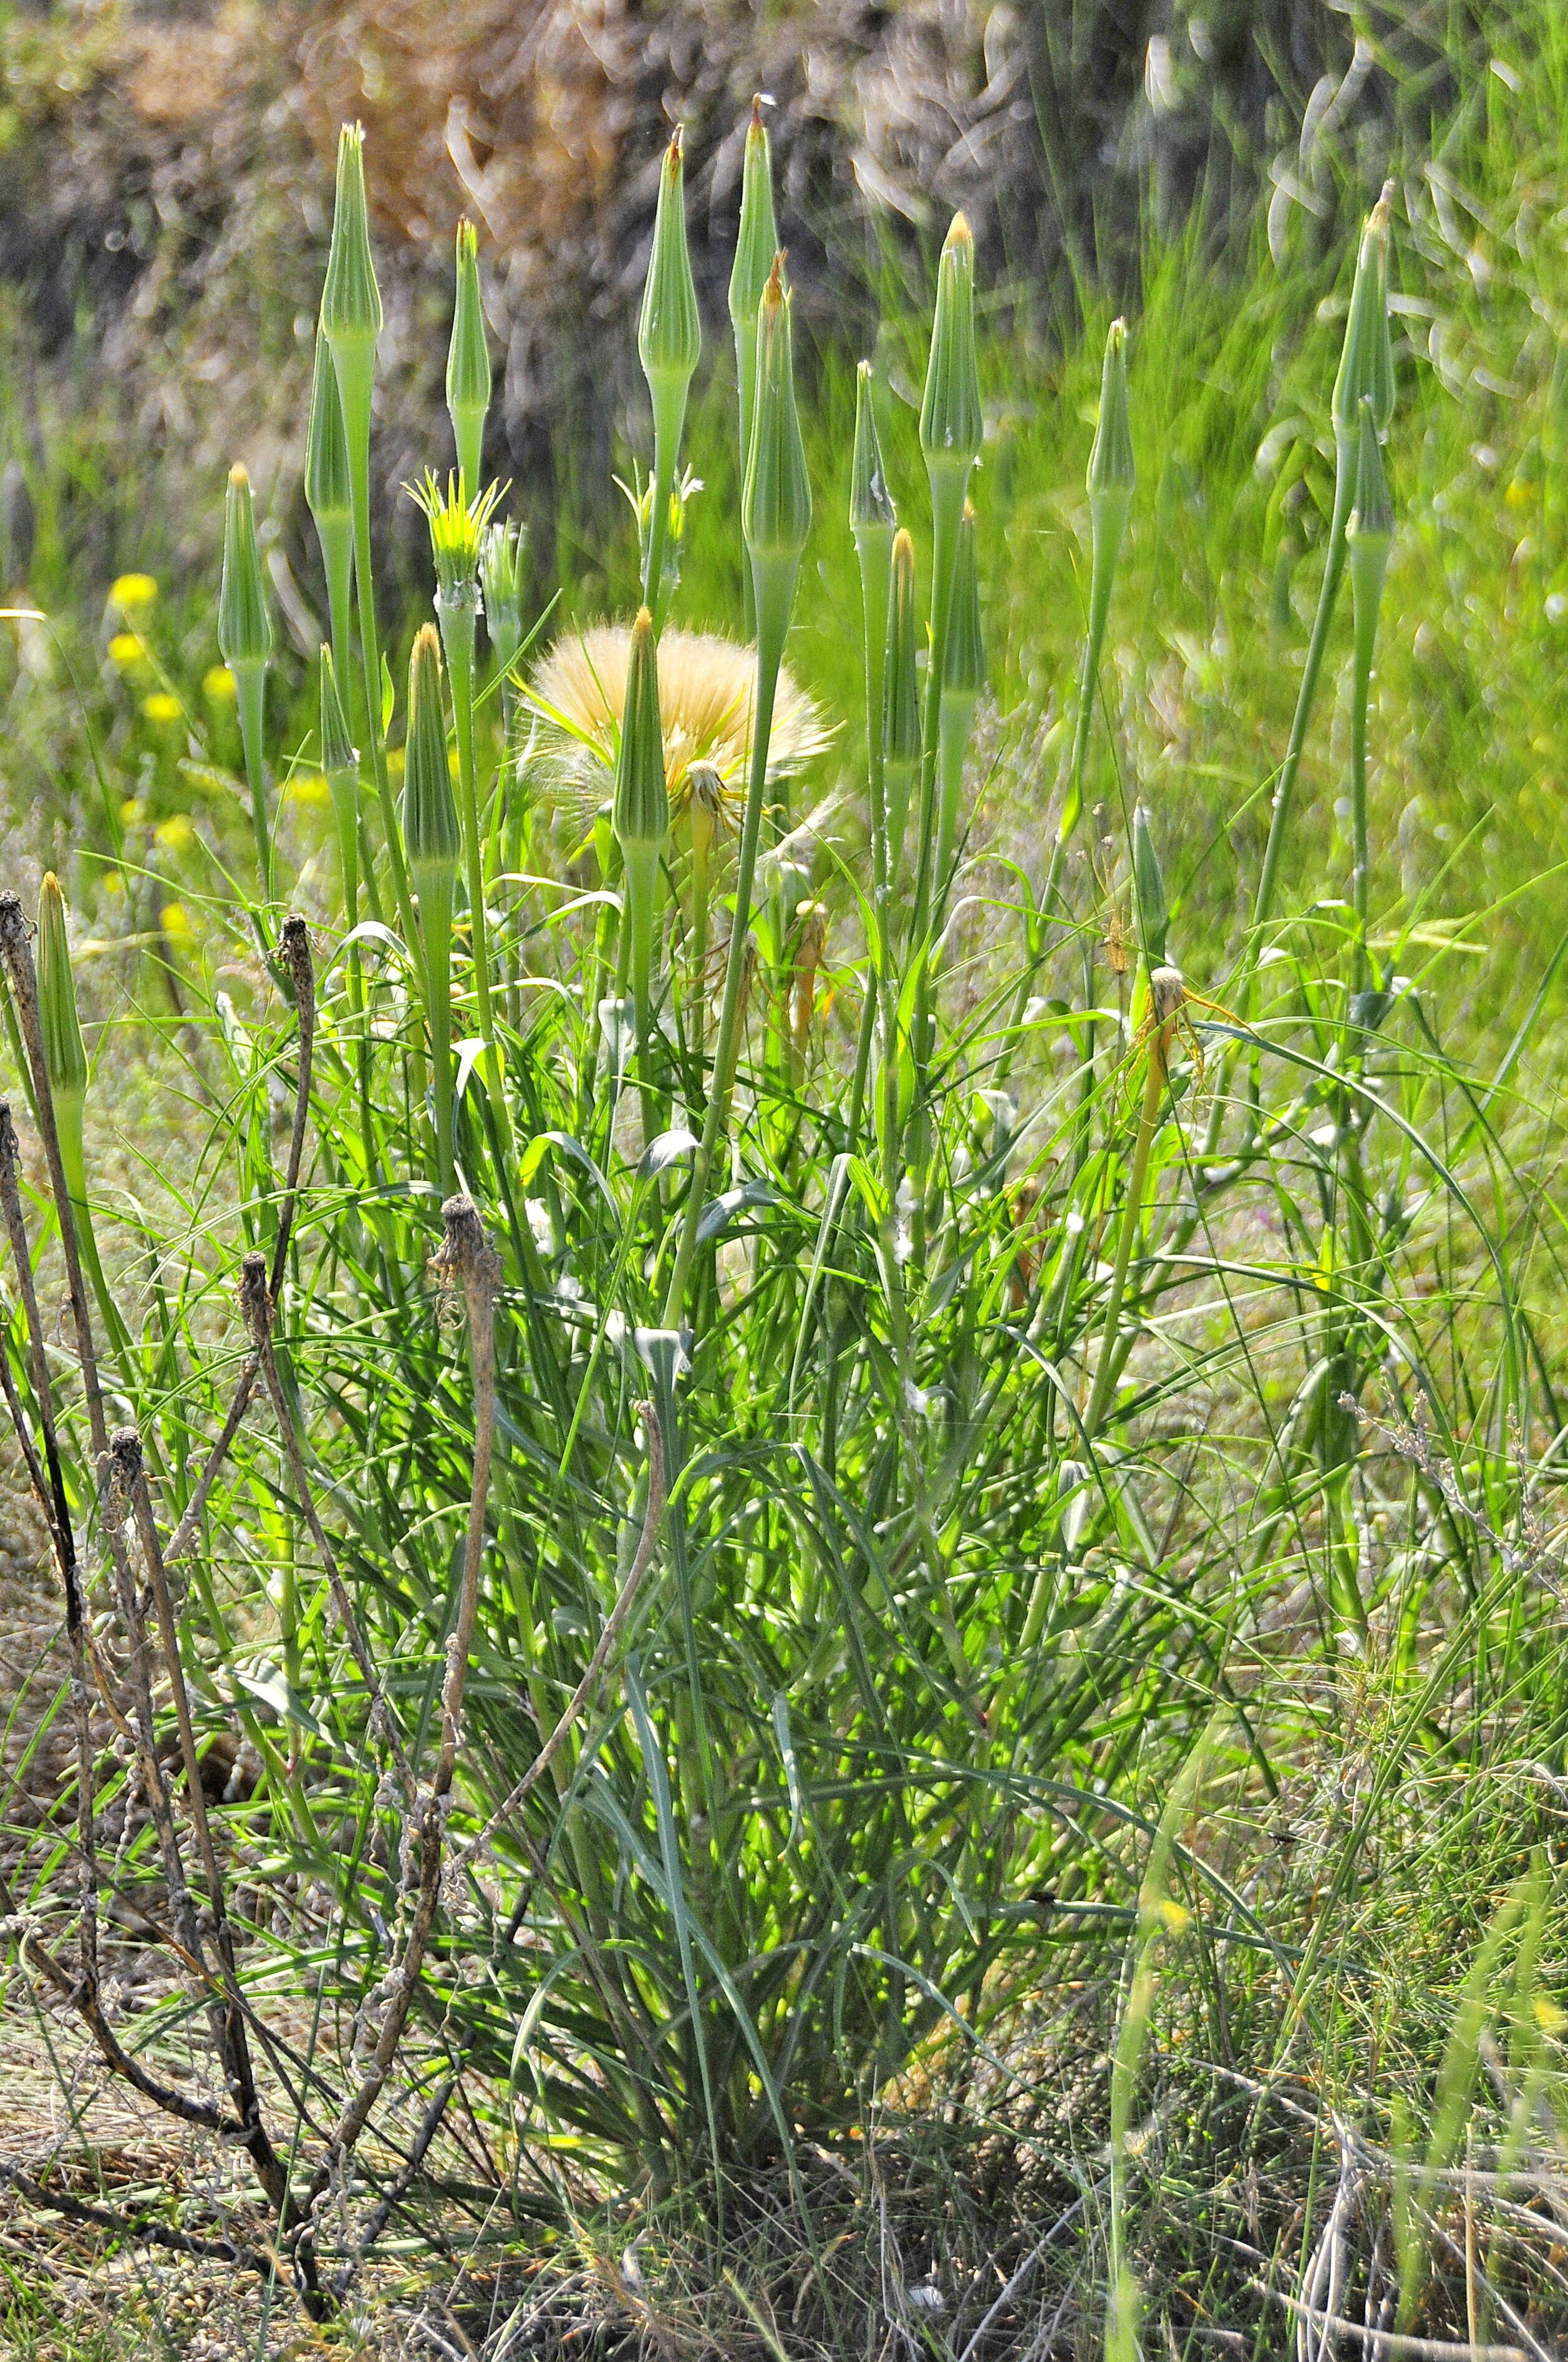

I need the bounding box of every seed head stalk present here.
[847,362,896,1152]
[1084,966,1184,1439]
[1347,397,1393,999]
[219,464,273,905]
[663,260,808,1328]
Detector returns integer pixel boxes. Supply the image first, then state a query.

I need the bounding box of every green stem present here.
[234,663,271,905]
[661,562,793,1328]
[417,873,455,1195]
[339,381,418,957]
[441,597,511,1150]
[1084,1013,1169,1438]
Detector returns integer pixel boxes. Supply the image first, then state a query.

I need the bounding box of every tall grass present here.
[2,35,1568,2355]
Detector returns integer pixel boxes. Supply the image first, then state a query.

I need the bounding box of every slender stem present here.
[340,386,417,954]
[443,598,511,1149]
[1084,1007,1171,1438]
[235,663,271,905]
[661,565,793,1327]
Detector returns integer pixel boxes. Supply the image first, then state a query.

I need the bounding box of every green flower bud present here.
[1133,802,1169,968]
[728,99,778,336]
[402,624,459,877]
[1088,318,1135,503]
[883,527,921,767]
[304,326,351,529]
[919,213,983,482]
[942,500,985,699]
[37,872,87,1104]
[612,607,670,861]
[447,219,491,497]
[851,358,897,540]
[322,123,382,353]
[743,260,812,568]
[480,517,526,673]
[218,464,271,675]
[639,127,702,401]
[1332,184,1395,442]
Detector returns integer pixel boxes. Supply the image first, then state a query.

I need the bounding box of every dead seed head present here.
[1150,965,1187,1021]
[239,1251,273,1345]
[279,914,314,1003]
[433,1194,502,1301]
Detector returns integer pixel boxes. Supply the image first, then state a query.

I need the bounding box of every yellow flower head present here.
[120,796,145,826]
[110,572,158,613]
[154,813,195,852]
[283,772,331,809]
[203,664,237,702]
[526,624,830,837]
[109,632,146,668]
[142,692,181,725]
[159,902,192,940]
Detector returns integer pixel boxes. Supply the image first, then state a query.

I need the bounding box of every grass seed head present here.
[218,464,271,676]
[920,213,983,481]
[304,328,351,530]
[37,873,87,1104]
[403,624,459,877]
[851,360,897,540]
[1332,182,1395,441]
[447,220,491,495]
[639,127,702,399]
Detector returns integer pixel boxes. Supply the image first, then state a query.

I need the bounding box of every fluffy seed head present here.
[528,623,828,837]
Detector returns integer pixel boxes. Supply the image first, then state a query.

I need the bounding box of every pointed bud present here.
[480,517,526,673]
[743,260,811,568]
[942,501,985,699]
[1088,319,1135,502]
[402,625,459,877]
[728,99,778,335]
[612,609,670,860]
[1132,802,1169,968]
[321,122,382,365]
[883,528,921,766]
[218,464,271,675]
[919,214,983,481]
[37,873,87,1104]
[851,360,897,539]
[1332,185,1395,442]
[447,220,491,496]
[639,128,701,400]
[304,327,351,529]
[319,643,356,775]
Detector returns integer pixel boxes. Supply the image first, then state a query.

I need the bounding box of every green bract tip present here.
[218,464,271,674]
[321,123,383,356]
[920,213,983,478]
[1348,396,1394,545]
[402,624,459,873]
[1133,802,1169,967]
[480,517,526,671]
[612,609,670,857]
[728,99,778,334]
[319,644,356,775]
[883,528,921,765]
[1088,319,1135,500]
[639,127,702,396]
[743,260,811,566]
[851,361,896,537]
[304,327,351,528]
[407,470,504,608]
[37,873,87,1102]
[943,501,985,698]
[1332,185,1395,440]
[447,220,491,493]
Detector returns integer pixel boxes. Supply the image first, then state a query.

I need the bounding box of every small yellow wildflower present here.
[159,902,192,940]
[1535,1996,1567,2038]
[109,632,145,668]
[120,796,145,826]
[142,692,181,725]
[202,664,237,702]
[109,572,158,613]
[284,773,331,809]
[154,814,195,852]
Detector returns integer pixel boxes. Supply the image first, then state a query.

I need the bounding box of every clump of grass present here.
[2,82,1567,2360]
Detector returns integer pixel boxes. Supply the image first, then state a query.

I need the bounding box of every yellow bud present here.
[110,572,158,612]
[142,692,181,724]
[154,814,195,851]
[159,902,192,939]
[109,632,145,667]
[202,664,237,701]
